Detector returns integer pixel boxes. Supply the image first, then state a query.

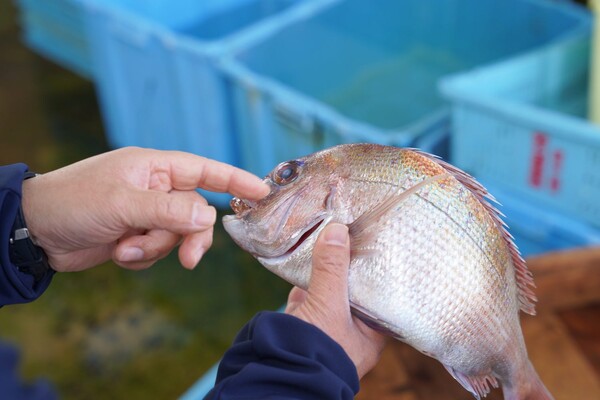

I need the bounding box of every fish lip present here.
[222,214,259,255]
[258,215,331,264]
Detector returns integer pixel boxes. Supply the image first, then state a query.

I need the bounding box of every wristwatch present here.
[8,172,53,282]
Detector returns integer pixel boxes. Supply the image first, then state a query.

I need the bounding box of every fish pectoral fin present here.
[442,364,499,400]
[350,301,403,340]
[348,173,451,256]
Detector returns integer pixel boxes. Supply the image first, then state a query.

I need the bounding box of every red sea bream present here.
[222,144,552,400]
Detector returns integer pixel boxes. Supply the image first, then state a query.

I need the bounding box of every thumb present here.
[308,223,351,312]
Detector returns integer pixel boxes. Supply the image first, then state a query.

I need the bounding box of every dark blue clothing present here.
[0,342,57,400]
[0,164,53,306]
[1,164,57,397]
[205,311,359,399]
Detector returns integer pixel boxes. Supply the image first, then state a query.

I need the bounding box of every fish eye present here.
[272,161,302,186]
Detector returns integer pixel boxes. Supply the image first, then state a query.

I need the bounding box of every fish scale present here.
[223,144,553,400]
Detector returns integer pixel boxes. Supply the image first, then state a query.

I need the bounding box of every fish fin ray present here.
[442,364,499,399]
[348,172,451,255]
[351,247,377,258]
[350,301,403,340]
[413,149,537,315]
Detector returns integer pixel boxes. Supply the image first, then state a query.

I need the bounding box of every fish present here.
[222,143,552,400]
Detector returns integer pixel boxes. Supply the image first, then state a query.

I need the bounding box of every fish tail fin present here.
[502,361,554,400]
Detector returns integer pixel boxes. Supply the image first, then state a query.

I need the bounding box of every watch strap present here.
[8,172,53,282]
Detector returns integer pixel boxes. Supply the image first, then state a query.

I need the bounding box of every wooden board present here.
[522,312,600,399]
[529,247,600,312]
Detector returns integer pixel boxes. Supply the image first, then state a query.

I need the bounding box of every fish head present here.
[222,148,348,287]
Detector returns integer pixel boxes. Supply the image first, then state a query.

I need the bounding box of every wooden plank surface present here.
[356,341,418,400]
[521,311,600,400]
[559,304,600,381]
[527,247,600,312]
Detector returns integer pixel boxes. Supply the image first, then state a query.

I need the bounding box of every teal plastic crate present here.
[484,182,600,256]
[84,0,327,207]
[15,0,93,79]
[441,32,600,228]
[223,0,591,177]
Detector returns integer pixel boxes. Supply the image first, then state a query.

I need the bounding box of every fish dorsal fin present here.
[411,149,537,315]
[348,173,451,257]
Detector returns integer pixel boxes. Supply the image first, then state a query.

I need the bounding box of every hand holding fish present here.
[21,147,269,272]
[285,223,387,378]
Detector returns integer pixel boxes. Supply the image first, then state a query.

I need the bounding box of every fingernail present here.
[324,223,349,246]
[119,247,144,262]
[193,204,216,227]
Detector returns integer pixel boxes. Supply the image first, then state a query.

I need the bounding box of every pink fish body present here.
[223,144,552,399]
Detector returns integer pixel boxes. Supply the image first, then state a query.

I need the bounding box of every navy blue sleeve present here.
[205,311,360,400]
[0,341,57,399]
[0,164,53,306]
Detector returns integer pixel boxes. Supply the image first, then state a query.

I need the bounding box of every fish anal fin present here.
[442,364,499,399]
[412,149,537,315]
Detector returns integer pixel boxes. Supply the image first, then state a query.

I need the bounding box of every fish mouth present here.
[259,216,328,263]
[285,219,325,256]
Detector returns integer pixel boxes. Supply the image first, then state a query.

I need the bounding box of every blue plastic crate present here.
[440,31,600,228]
[15,0,93,78]
[483,182,600,257]
[83,0,325,207]
[223,0,591,177]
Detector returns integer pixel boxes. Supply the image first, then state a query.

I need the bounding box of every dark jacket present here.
[0,163,53,306]
[205,311,359,399]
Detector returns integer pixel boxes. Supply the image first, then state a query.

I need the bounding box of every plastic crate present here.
[591,0,600,123]
[484,182,600,257]
[15,0,93,79]
[83,0,326,207]
[441,31,600,228]
[223,0,591,177]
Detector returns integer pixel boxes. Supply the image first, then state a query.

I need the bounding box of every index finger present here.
[160,151,270,200]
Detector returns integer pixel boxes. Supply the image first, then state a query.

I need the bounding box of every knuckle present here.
[156,195,182,224]
[316,252,343,268]
[314,247,348,270]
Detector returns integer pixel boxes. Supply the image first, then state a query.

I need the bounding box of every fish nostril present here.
[229,197,256,215]
[230,197,252,215]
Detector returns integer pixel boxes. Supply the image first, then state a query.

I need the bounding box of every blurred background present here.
[1,0,599,398]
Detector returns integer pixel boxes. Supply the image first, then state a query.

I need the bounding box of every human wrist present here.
[20,174,44,246]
